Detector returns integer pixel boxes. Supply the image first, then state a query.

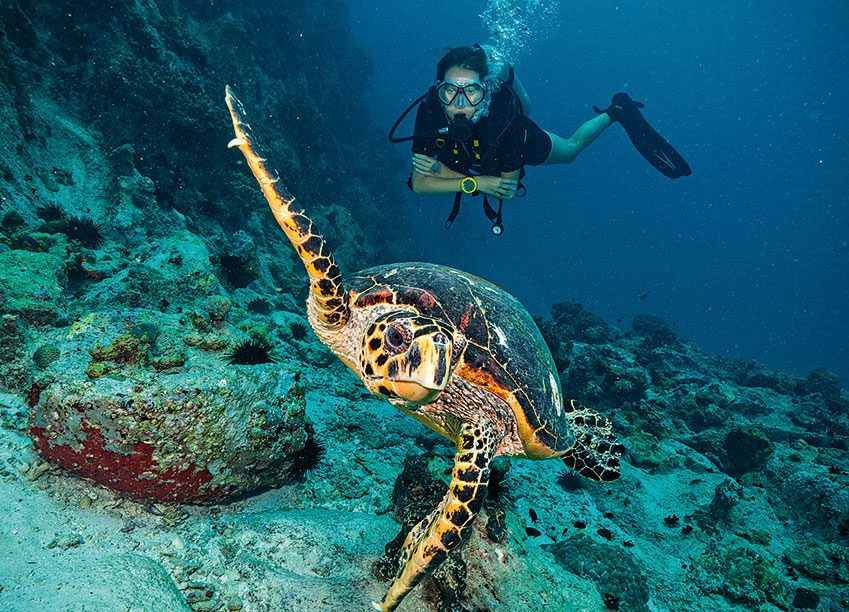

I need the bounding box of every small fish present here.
[596,527,613,540]
[22,235,45,251]
[663,514,680,527]
[143,502,165,516]
[639,291,650,301]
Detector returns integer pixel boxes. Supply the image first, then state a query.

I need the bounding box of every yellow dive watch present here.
[460,176,477,194]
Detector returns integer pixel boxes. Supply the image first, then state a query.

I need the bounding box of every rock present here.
[46,534,82,550]
[742,366,798,394]
[1,553,190,611]
[29,370,309,503]
[693,543,785,607]
[791,587,819,609]
[689,479,743,535]
[0,249,66,324]
[549,300,617,345]
[206,295,232,323]
[801,368,842,400]
[625,430,666,469]
[632,313,678,347]
[0,314,31,393]
[769,457,849,536]
[784,541,849,584]
[545,533,651,611]
[722,426,772,477]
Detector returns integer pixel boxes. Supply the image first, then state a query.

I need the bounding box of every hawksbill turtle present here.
[224,85,625,611]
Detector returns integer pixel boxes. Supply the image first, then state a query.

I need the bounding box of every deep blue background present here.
[346,1,849,383]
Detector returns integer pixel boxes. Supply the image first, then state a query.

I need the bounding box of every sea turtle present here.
[224,86,625,611]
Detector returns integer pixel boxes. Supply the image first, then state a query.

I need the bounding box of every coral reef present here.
[1,0,848,610]
[534,298,849,609]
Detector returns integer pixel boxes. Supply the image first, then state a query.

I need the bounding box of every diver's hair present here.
[436,46,489,82]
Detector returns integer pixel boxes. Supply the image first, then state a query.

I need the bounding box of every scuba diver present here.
[389,45,691,235]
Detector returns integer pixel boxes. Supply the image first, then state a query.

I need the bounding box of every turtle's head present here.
[359,312,461,405]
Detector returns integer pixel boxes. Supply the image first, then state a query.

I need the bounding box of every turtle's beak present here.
[361,333,453,405]
[383,381,443,405]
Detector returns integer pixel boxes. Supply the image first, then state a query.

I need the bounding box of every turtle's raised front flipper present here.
[561,400,625,482]
[225,85,349,329]
[374,422,497,612]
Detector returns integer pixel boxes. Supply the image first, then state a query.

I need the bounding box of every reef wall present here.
[0,0,399,503]
[0,0,397,275]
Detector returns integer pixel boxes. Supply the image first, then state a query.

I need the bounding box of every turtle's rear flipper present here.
[561,400,625,482]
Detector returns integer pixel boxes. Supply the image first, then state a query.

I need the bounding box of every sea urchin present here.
[225,337,277,365]
[287,432,326,482]
[64,215,104,248]
[36,202,66,222]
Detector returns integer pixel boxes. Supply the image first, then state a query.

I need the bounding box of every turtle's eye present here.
[385,323,411,354]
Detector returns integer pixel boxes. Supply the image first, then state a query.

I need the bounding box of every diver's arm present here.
[410,172,466,195]
[543,113,611,164]
[411,159,518,199]
[410,155,465,194]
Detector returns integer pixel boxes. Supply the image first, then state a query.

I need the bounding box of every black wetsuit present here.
[411,85,551,176]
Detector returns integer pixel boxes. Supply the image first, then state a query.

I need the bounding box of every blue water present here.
[348,0,849,384]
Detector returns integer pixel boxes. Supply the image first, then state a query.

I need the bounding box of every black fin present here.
[613,93,692,179]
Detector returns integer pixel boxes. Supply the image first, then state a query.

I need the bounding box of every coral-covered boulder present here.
[722,426,772,478]
[29,370,308,503]
[0,314,31,393]
[549,300,617,344]
[0,249,67,325]
[632,313,678,347]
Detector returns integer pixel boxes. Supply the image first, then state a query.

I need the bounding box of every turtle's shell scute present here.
[347,263,572,454]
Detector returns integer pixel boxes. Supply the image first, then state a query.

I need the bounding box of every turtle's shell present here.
[347,262,573,458]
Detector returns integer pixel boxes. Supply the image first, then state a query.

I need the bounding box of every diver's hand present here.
[475,175,518,200]
[412,153,441,175]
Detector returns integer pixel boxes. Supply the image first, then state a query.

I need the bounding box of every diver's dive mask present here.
[437,79,486,108]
